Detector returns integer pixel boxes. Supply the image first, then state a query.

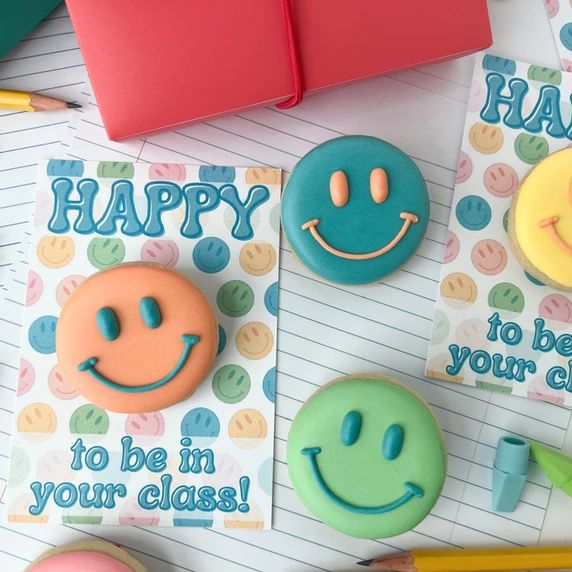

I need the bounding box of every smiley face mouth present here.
[77,334,200,393]
[539,216,572,256]
[301,446,424,514]
[301,212,418,261]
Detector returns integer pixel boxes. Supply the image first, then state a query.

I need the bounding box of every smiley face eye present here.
[96,307,120,341]
[140,296,162,329]
[340,410,362,446]
[382,424,404,460]
[329,170,349,207]
[370,168,389,204]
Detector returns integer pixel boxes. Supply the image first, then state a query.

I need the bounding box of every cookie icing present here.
[511,148,572,289]
[282,136,429,285]
[56,263,217,412]
[287,375,446,538]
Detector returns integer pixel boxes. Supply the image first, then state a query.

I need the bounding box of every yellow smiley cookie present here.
[509,148,572,290]
[236,322,274,359]
[37,235,75,268]
[239,242,276,276]
[439,272,478,308]
[17,402,57,440]
[468,122,504,154]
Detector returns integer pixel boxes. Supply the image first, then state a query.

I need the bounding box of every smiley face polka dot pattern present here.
[428,54,572,402]
[11,161,281,527]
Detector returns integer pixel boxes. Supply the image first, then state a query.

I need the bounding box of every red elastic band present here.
[276,0,304,109]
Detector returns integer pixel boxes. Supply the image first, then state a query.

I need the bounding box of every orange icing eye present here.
[329,170,349,207]
[370,168,389,203]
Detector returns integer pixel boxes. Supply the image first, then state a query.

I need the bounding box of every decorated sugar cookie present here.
[287,375,446,538]
[56,263,217,413]
[281,136,429,284]
[26,540,147,572]
[508,148,572,290]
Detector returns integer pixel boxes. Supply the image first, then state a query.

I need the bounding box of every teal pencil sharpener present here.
[492,436,529,512]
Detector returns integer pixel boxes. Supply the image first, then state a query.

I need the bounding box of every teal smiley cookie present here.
[282,136,429,285]
[87,237,126,269]
[212,364,251,404]
[514,134,549,165]
[287,375,446,539]
[217,280,254,317]
[69,404,110,435]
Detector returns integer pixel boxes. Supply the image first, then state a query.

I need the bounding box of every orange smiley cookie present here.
[56,263,218,413]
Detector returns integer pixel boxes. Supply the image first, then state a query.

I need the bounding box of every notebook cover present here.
[0,0,61,59]
[66,0,492,140]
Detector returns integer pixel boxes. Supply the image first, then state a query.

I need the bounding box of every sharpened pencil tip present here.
[66,101,82,109]
[357,559,373,566]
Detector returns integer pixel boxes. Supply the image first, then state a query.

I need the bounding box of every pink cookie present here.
[56,275,86,307]
[483,163,519,198]
[48,365,79,400]
[539,294,572,330]
[471,239,507,275]
[119,499,160,526]
[26,270,44,306]
[18,358,35,396]
[125,412,165,436]
[148,163,187,181]
[456,151,473,183]
[443,231,460,264]
[140,239,179,267]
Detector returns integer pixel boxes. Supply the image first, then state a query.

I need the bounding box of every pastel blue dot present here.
[560,23,572,51]
[340,410,362,446]
[258,457,273,495]
[96,307,120,341]
[264,282,279,316]
[193,237,230,274]
[181,407,220,438]
[456,195,492,231]
[46,159,85,177]
[28,315,57,354]
[217,324,226,356]
[482,54,516,76]
[199,166,236,183]
[140,297,161,329]
[382,424,404,460]
[262,367,276,402]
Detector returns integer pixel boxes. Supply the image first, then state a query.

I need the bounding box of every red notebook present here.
[66,0,492,140]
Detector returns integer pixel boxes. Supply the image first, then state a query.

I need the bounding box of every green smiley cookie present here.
[96,161,135,179]
[216,280,254,317]
[69,404,110,435]
[87,237,126,269]
[514,134,549,165]
[287,375,446,539]
[212,364,251,404]
[488,282,525,314]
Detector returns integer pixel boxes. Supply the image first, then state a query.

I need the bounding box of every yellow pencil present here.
[0,89,81,112]
[358,545,572,571]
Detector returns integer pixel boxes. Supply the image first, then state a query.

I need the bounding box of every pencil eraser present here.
[492,436,530,512]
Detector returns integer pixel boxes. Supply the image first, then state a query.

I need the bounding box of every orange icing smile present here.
[539,216,572,256]
[301,212,418,261]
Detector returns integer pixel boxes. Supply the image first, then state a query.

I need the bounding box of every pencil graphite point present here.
[66,101,82,109]
[357,559,373,566]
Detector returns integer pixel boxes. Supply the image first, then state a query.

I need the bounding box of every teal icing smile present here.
[301,446,424,514]
[77,334,200,393]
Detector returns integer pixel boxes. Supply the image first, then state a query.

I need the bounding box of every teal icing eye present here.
[340,410,362,446]
[96,307,119,341]
[140,296,162,329]
[382,424,404,460]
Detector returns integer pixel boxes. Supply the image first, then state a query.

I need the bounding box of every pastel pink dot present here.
[443,231,460,264]
[119,498,160,525]
[140,239,179,267]
[544,0,559,17]
[483,163,519,198]
[456,151,473,183]
[471,239,507,276]
[563,59,572,72]
[33,192,53,227]
[468,82,487,113]
[26,270,44,306]
[148,163,187,181]
[125,411,165,436]
[18,358,35,396]
[539,294,572,329]
[455,318,491,350]
[48,365,78,400]
[56,275,86,307]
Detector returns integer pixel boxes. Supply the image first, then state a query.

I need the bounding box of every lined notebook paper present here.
[1,56,571,571]
[0,3,85,292]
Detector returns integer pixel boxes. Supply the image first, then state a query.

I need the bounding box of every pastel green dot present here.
[69,404,110,434]
[527,65,562,86]
[212,364,251,404]
[514,134,549,165]
[287,375,446,539]
[87,238,126,270]
[216,280,254,317]
[430,309,449,346]
[488,282,525,314]
[8,446,30,487]
[96,161,135,179]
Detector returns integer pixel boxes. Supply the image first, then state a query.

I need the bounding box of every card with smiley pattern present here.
[426,53,572,406]
[5,160,281,528]
[544,0,572,71]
